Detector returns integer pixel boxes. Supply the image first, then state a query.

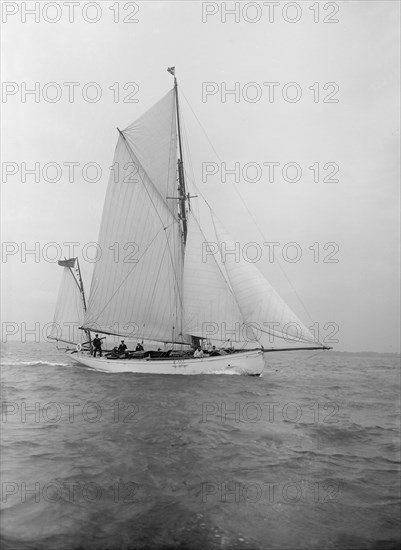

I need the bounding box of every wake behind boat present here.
[49,68,331,375]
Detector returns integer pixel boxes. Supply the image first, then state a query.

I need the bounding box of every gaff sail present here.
[82,91,189,344]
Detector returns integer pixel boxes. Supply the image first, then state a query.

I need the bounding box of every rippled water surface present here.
[1,342,400,549]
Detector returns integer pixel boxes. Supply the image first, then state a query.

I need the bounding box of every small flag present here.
[58,258,76,268]
[167,66,175,76]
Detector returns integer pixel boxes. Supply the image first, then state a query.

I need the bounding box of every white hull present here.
[70,350,264,376]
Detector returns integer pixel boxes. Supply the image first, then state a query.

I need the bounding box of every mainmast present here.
[168,67,201,349]
[168,67,188,245]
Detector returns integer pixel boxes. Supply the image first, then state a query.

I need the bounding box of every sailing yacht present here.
[50,68,331,375]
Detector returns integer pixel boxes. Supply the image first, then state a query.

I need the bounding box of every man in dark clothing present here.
[210,345,220,357]
[109,346,119,358]
[118,340,127,355]
[136,342,144,351]
[93,334,102,357]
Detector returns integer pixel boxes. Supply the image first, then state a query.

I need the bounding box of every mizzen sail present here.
[49,259,85,345]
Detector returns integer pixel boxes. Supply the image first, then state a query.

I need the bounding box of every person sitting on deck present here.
[135,342,144,351]
[93,334,102,357]
[109,346,119,358]
[194,346,204,358]
[118,340,127,355]
[209,345,220,357]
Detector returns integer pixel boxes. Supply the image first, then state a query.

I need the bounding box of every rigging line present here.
[201,190,319,346]
[172,93,215,214]
[119,130,185,316]
[118,131,176,229]
[184,211,245,340]
[191,210,236,302]
[84,222,175,325]
[179,107,201,219]
[179,86,316,329]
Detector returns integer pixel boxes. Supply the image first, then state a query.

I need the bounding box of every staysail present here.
[183,211,245,341]
[82,90,188,344]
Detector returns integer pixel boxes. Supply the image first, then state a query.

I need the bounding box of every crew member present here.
[210,345,220,357]
[118,340,127,354]
[93,334,102,357]
[194,346,204,358]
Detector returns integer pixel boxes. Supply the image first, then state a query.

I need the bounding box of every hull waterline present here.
[70,350,265,376]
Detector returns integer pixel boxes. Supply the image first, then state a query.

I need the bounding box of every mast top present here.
[167,67,178,89]
[167,66,176,79]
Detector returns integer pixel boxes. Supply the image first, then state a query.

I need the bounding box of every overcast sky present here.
[1,0,400,352]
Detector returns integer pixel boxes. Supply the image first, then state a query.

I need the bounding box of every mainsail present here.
[82,90,188,344]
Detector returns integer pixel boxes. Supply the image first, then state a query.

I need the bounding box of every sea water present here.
[1,342,400,549]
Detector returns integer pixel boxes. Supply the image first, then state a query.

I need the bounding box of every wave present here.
[1,361,72,368]
[207,369,242,375]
